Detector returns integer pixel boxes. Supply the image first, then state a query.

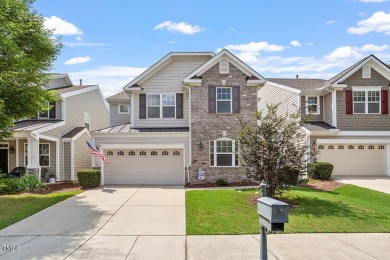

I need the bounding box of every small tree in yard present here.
[0,0,62,140]
[239,104,307,198]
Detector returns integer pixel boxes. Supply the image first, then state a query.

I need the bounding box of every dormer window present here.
[118,104,130,114]
[219,60,229,74]
[305,96,320,115]
[362,65,371,78]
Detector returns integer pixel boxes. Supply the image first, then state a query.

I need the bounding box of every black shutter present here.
[139,94,146,119]
[176,93,183,119]
[232,86,240,113]
[208,86,216,113]
[49,102,56,118]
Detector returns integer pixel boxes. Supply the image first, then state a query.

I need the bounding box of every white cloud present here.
[324,44,389,61]
[76,36,82,42]
[229,27,235,31]
[64,56,92,65]
[168,41,175,44]
[307,42,314,46]
[153,21,204,35]
[44,16,82,35]
[218,41,284,65]
[358,0,387,2]
[63,42,112,47]
[68,66,147,97]
[347,11,390,35]
[360,43,389,51]
[326,20,335,25]
[290,40,302,47]
[325,46,363,61]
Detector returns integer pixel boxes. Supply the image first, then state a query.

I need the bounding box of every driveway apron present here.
[0,185,186,260]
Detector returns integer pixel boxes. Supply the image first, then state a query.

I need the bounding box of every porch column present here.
[27,136,40,178]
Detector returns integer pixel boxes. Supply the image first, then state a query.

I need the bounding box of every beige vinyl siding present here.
[109,102,131,126]
[134,56,210,128]
[18,139,26,167]
[45,89,109,139]
[55,100,62,119]
[258,82,300,117]
[94,134,190,166]
[7,140,16,171]
[323,93,333,125]
[73,132,92,179]
[63,142,71,181]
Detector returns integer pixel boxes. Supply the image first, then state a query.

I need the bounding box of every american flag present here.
[86,141,108,164]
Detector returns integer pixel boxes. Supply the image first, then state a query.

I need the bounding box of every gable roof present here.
[267,78,326,90]
[123,52,215,90]
[106,91,129,100]
[47,74,73,89]
[183,49,265,86]
[322,54,390,88]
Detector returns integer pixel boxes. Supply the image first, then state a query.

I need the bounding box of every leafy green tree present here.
[239,104,307,197]
[0,0,62,140]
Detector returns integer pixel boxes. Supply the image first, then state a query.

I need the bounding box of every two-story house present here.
[92,50,265,185]
[263,55,390,177]
[0,74,109,181]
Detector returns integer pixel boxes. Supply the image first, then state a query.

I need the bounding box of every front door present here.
[0,149,8,174]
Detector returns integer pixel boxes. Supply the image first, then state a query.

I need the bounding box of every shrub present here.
[308,162,334,180]
[215,178,228,186]
[19,175,44,192]
[0,177,21,194]
[77,170,100,188]
[278,166,300,185]
[49,174,55,178]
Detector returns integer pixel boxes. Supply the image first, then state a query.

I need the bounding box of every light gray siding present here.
[133,56,210,128]
[55,100,62,119]
[73,132,92,179]
[47,78,69,89]
[63,142,71,181]
[258,82,300,117]
[109,102,131,126]
[323,93,333,125]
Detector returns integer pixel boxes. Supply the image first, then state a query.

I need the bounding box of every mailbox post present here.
[257,181,289,260]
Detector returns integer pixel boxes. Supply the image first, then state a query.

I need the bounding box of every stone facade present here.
[336,68,390,131]
[190,63,258,183]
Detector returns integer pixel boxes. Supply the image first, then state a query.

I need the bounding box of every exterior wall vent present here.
[219,60,229,74]
[362,65,371,78]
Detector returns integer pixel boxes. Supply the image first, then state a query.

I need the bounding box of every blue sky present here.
[34,0,390,97]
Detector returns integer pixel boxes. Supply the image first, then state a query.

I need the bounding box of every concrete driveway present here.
[333,176,390,194]
[0,185,186,260]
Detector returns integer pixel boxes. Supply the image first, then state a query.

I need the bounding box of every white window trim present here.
[37,101,50,119]
[25,143,50,167]
[352,86,382,114]
[305,96,320,115]
[209,138,239,167]
[118,104,130,114]
[216,87,232,114]
[146,93,176,119]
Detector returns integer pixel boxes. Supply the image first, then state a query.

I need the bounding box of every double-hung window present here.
[24,143,50,167]
[210,139,239,167]
[216,87,232,113]
[38,102,50,118]
[353,87,381,114]
[306,96,320,114]
[147,94,176,118]
[118,104,130,114]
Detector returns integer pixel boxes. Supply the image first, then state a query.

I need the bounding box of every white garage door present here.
[104,149,184,185]
[317,144,387,176]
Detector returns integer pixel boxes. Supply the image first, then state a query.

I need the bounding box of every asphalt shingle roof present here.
[267,78,326,90]
[106,91,129,100]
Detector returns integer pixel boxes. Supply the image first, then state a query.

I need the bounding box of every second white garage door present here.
[104,149,184,185]
[317,144,387,176]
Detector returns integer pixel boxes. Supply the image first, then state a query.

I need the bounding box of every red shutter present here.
[381,90,388,114]
[345,90,353,115]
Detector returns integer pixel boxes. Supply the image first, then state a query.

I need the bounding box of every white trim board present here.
[317,139,390,144]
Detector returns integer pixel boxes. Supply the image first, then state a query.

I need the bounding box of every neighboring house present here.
[106,91,131,126]
[0,74,109,181]
[92,50,265,185]
[264,55,390,177]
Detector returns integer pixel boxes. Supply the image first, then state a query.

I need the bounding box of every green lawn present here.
[0,190,83,230]
[186,185,390,235]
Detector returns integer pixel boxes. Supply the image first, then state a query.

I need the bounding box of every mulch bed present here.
[22,181,84,195]
[299,179,345,191]
[185,181,259,188]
